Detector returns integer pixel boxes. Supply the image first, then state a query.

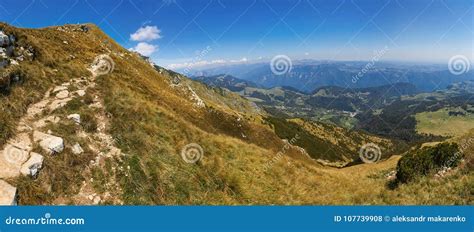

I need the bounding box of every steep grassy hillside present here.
[265,117,395,167]
[0,23,470,205]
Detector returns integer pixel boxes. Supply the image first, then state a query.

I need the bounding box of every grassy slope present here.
[1,23,471,205]
[416,107,474,137]
[264,117,395,166]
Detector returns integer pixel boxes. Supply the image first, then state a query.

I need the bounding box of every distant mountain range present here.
[193,74,259,92]
[185,61,473,93]
[194,73,420,110]
[193,74,421,128]
[192,73,474,144]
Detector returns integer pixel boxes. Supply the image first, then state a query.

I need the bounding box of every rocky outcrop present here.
[33,131,64,154]
[72,143,84,155]
[56,90,70,99]
[20,152,44,177]
[186,86,205,108]
[0,29,35,93]
[67,114,81,124]
[0,31,10,46]
[89,54,115,77]
[0,144,30,178]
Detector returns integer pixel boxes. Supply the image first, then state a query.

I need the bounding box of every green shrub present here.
[396,143,462,183]
[432,143,463,168]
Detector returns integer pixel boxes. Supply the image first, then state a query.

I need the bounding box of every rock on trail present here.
[0,180,17,205]
[0,57,124,205]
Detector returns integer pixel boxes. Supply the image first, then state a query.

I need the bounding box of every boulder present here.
[0,180,17,205]
[20,152,44,177]
[0,31,10,46]
[56,90,69,99]
[72,143,84,155]
[76,89,86,96]
[33,131,64,154]
[67,114,81,124]
[0,144,30,178]
[1,144,29,165]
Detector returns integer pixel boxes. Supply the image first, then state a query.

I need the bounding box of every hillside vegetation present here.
[416,106,474,137]
[0,23,471,205]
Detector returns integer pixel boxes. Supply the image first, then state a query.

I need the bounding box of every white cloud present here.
[130,26,162,42]
[167,57,252,70]
[168,59,226,69]
[230,57,247,63]
[130,42,158,56]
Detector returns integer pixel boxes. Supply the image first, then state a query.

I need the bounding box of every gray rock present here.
[33,131,64,154]
[76,90,86,96]
[0,144,30,179]
[0,31,10,46]
[20,152,44,177]
[67,114,81,124]
[56,90,69,99]
[71,143,84,155]
[10,59,19,65]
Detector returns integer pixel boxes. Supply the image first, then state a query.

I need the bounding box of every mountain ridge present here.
[184,62,474,93]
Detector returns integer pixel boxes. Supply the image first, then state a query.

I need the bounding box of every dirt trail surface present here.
[0,58,123,205]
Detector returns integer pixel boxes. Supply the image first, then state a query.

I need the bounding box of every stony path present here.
[0,59,122,205]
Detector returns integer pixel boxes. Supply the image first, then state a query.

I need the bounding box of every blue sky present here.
[0,0,472,69]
